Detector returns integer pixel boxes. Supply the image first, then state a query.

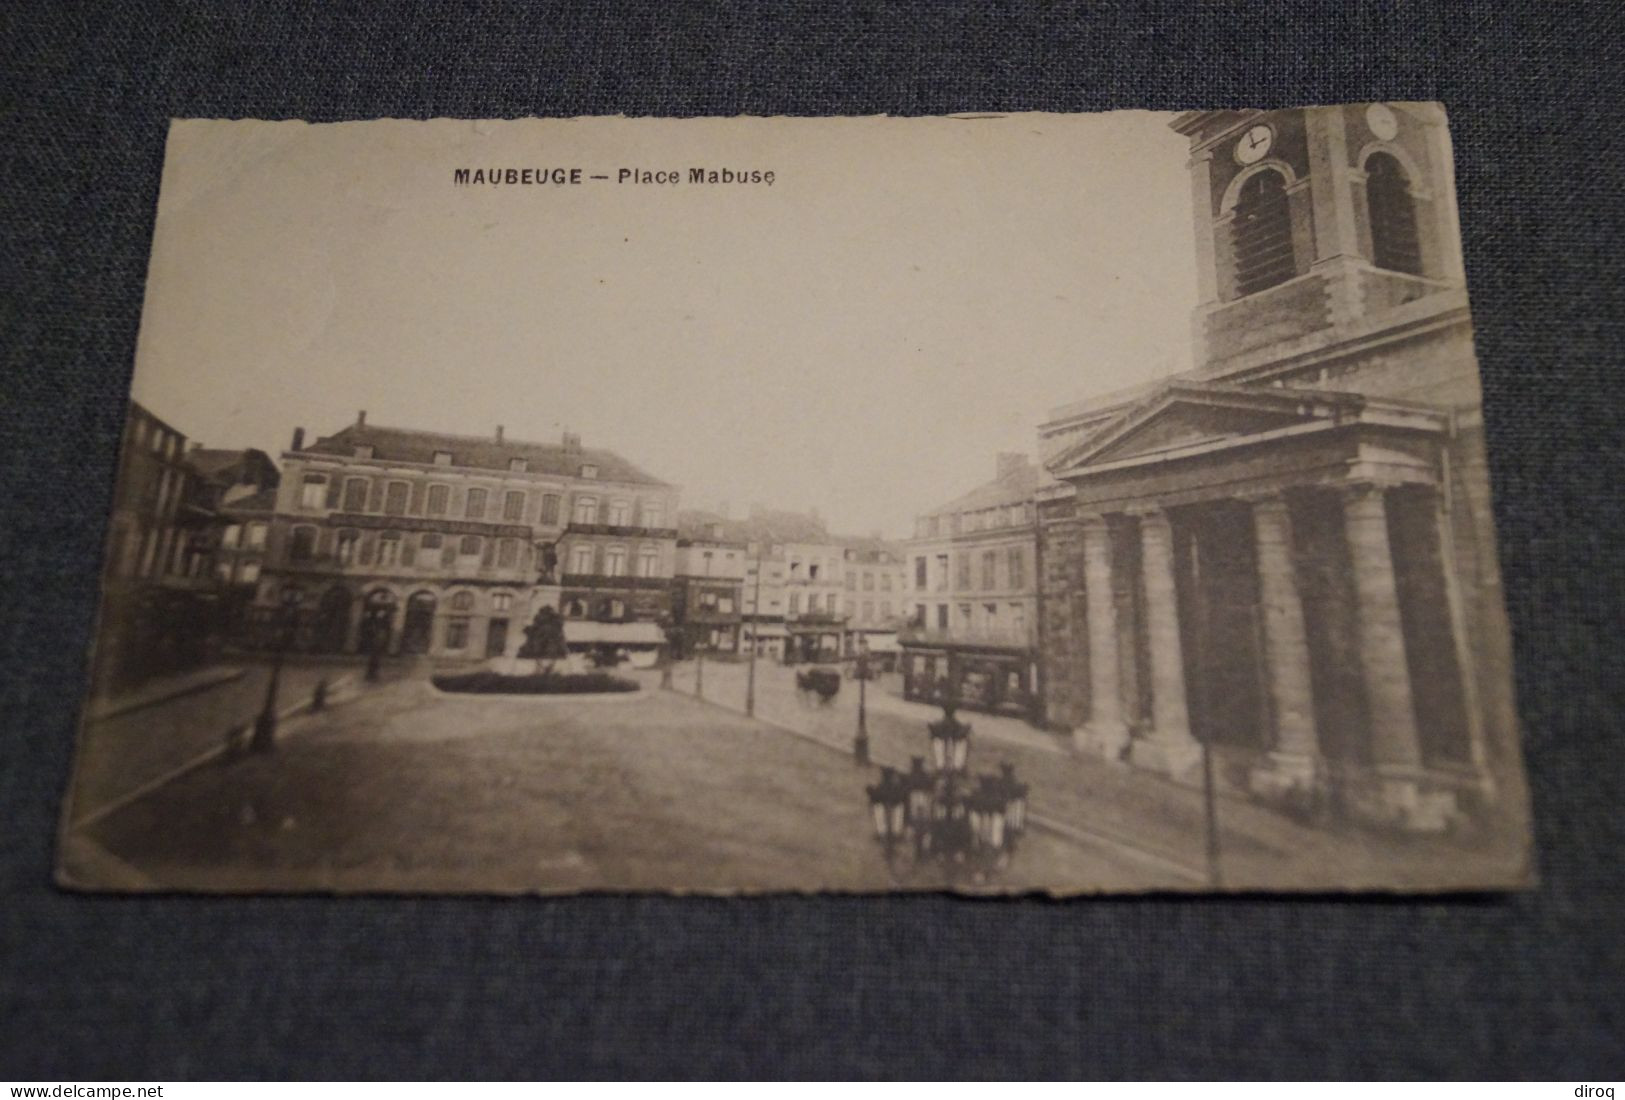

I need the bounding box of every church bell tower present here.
[1172,103,1467,374]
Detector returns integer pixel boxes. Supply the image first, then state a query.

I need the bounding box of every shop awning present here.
[741,623,788,638]
[563,621,666,646]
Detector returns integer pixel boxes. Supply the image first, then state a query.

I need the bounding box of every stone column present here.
[1343,483,1445,828]
[1076,515,1129,759]
[1246,494,1321,799]
[1129,508,1202,783]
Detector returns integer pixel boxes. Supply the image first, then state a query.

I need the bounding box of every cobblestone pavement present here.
[63,672,1158,894]
[667,658,1533,891]
[66,657,379,825]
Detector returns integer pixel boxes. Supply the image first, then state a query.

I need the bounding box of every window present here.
[1366,152,1422,275]
[241,561,260,583]
[503,490,525,521]
[1231,169,1296,296]
[934,554,949,591]
[445,618,469,649]
[915,556,927,590]
[433,450,453,466]
[927,516,940,537]
[245,523,267,549]
[982,550,998,590]
[564,598,587,618]
[881,573,892,592]
[384,481,409,516]
[863,572,875,591]
[862,600,874,622]
[497,538,518,567]
[845,571,857,591]
[1010,602,1027,635]
[300,474,327,510]
[1007,546,1026,589]
[640,502,663,528]
[509,457,527,472]
[809,562,820,580]
[540,494,561,525]
[959,603,973,628]
[289,526,317,561]
[607,599,625,619]
[956,554,972,589]
[788,593,801,614]
[604,546,627,576]
[450,591,475,612]
[354,445,374,459]
[718,596,734,614]
[571,545,595,574]
[420,532,443,550]
[493,592,513,613]
[335,529,359,565]
[426,484,450,516]
[573,496,598,525]
[465,488,487,519]
[459,534,482,556]
[222,524,241,548]
[881,600,891,618]
[638,548,658,577]
[579,463,598,479]
[607,500,631,526]
[378,532,401,566]
[936,604,949,629]
[342,477,368,512]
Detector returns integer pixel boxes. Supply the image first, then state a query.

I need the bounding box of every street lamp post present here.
[744,539,765,718]
[853,641,871,765]
[695,635,705,701]
[250,588,302,754]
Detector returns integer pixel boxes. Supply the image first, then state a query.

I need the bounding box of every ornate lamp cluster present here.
[865,704,1030,885]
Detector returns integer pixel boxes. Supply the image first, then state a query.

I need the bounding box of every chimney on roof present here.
[562,431,581,455]
[495,425,504,443]
[291,427,305,451]
[997,452,1029,480]
[356,410,367,427]
[189,441,202,453]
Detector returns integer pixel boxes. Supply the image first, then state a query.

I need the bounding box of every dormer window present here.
[433,450,453,466]
[509,457,527,472]
[579,463,598,479]
[354,445,374,459]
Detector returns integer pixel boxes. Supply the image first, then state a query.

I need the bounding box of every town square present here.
[59,107,1533,894]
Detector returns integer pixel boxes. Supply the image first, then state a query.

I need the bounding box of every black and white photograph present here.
[57,107,1534,894]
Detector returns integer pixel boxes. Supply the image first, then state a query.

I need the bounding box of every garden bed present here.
[431,670,640,696]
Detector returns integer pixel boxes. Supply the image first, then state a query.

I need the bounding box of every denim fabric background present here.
[3,1,1622,1080]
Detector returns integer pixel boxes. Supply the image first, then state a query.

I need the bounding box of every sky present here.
[131,113,1198,539]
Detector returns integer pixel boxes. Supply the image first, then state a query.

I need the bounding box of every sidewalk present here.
[85,664,247,722]
[67,658,362,826]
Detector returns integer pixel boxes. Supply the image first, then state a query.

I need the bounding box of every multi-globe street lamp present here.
[865,702,1029,886]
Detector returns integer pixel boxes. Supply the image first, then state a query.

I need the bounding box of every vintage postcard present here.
[58,108,1534,894]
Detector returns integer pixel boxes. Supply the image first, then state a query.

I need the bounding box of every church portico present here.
[1040,379,1485,830]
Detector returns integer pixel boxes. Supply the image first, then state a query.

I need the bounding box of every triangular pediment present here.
[1050,381,1367,475]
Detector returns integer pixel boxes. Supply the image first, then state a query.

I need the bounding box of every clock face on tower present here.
[1234,123,1274,165]
[1366,103,1399,141]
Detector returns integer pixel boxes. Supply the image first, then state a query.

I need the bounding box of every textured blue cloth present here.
[3,0,1623,1080]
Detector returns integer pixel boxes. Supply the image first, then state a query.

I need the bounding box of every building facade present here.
[255,415,677,663]
[95,402,232,690]
[839,540,911,665]
[1036,103,1513,831]
[673,515,746,654]
[899,453,1042,717]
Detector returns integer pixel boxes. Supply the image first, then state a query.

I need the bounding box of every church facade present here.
[1036,103,1519,831]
